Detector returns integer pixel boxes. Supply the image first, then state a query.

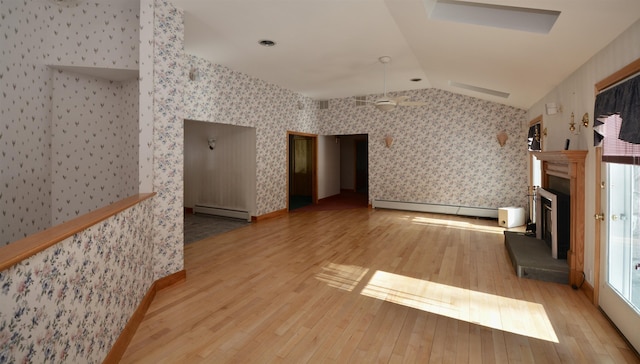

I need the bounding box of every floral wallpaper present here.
[0,0,529,360]
[183,54,528,214]
[183,56,318,215]
[1,1,53,246]
[0,1,164,362]
[320,89,529,209]
[152,0,184,278]
[0,0,140,246]
[139,0,155,192]
[51,70,138,225]
[0,198,155,364]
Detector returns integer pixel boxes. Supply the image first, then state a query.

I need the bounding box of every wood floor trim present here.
[103,270,186,364]
[581,280,595,303]
[156,269,187,290]
[252,208,287,221]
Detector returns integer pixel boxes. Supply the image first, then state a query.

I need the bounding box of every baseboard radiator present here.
[193,204,252,222]
[372,200,498,219]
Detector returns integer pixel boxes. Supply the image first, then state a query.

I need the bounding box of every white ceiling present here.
[171,0,640,109]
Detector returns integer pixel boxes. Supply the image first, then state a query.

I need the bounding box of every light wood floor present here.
[121,209,639,363]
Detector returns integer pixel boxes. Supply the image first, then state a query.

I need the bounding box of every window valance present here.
[594,74,640,145]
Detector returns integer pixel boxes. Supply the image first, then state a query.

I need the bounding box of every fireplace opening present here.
[536,188,571,259]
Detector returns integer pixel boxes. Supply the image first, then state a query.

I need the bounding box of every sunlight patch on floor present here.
[404,215,506,235]
[360,270,559,343]
[315,262,370,292]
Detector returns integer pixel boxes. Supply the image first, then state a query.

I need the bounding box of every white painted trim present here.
[536,188,558,259]
[372,200,498,218]
[193,204,251,222]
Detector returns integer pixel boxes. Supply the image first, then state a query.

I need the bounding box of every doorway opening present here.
[288,132,317,211]
[337,134,369,208]
[183,119,257,243]
[355,137,369,194]
[338,134,368,195]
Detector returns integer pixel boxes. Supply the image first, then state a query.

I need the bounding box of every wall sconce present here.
[534,127,547,143]
[496,130,508,147]
[581,112,589,127]
[384,135,394,148]
[569,112,576,132]
[208,138,216,150]
[189,67,199,81]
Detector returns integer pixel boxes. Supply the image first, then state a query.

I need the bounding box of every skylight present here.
[429,0,561,34]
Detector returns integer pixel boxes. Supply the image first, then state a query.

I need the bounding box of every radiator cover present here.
[193,204,252,222]
[372,200,498,219]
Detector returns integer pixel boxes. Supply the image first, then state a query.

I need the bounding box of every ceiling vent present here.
[449,81,510,99]
[355,96,367,106]
[318,100,329,110]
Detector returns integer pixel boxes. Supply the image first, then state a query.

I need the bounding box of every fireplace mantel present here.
[531,150,587,165]
[530,150,587,287]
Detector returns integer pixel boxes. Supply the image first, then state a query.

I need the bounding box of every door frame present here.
[286,131,318,211]
[528,115,543,222]
[594,58,640,305]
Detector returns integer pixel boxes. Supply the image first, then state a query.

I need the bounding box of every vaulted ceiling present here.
[171,0,640,109]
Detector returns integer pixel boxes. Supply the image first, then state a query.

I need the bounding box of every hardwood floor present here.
[120,209,639,363]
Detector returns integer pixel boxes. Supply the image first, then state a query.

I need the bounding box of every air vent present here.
[318,100,329,110]
[449,81,510,99]
[355,96,368,106]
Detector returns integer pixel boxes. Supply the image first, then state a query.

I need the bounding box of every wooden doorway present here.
[288,131,317,211]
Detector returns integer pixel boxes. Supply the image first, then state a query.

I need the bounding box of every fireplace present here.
[530,150,586,289]
[536,187,570,259]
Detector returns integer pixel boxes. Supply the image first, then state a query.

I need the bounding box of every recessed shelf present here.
[49,65,139,82]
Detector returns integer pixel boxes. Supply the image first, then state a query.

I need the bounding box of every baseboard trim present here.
[253,208,287,222]
[156,269,187,291]
[581,280,595,303]
[318,194,339,203]
[103,269,186,363]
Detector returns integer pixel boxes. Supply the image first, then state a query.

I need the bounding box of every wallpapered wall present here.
[0,198,155,363]
[0,0,532,361]
[183,55,319,215]
[0,0,140,246]
[51,70,138,225]
[0,1,182,362]
[183,60,528,215]
[184,120,257,214]
[139,0,155,192]
[320,90,529,209]
[152,0,184,278]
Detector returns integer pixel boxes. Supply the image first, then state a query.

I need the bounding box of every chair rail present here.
[0,193,155,271]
